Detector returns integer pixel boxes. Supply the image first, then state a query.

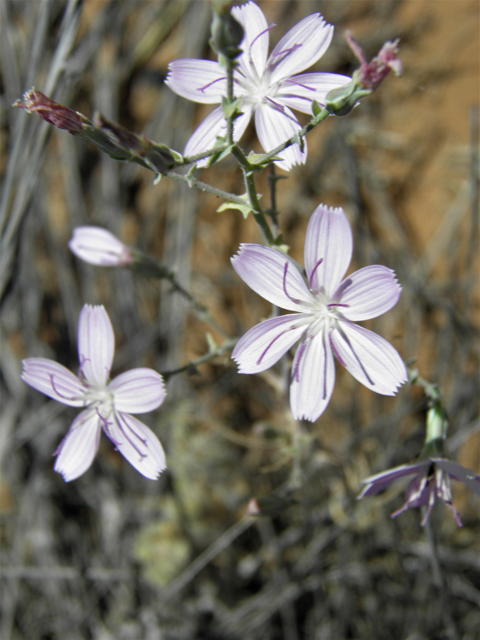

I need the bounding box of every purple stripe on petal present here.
[277,72,352,114]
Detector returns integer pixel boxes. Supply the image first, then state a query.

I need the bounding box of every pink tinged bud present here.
[345,31,402,91]
[69,227,133,267]
[13,88,83,133]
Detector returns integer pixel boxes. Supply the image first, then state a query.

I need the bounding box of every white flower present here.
[166,1,350,170]
[22,305,166,481]
[231,204,407,421]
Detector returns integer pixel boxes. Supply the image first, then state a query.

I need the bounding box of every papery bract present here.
[231,204,407,421]
[166,1,351,170]
[22,305,166,481]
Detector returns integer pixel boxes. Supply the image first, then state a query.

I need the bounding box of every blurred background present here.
[0,1,479,638]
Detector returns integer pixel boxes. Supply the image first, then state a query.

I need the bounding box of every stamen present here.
[282,262,301,304]
[198,76,226,93]
[292,336,309,383]
[308,258,323,289]
[329,333,346,367]
[115,411,148,458]
[286,79,316,93]
[327,303,350,309]
[257,329,287,365]
[250,23,276,55]
[269,43,302,69]
[336,327,375,386]
[50,374,85,402]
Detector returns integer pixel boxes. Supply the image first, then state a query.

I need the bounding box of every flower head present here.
[359,457,480,526]
[231,204,407,421]
[69,227,133,267]
[166,1,350,170]
[22,305,166,481]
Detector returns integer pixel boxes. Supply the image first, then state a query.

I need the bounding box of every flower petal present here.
[332,265,402,321]
[359,461,430,498]
[231,1,269,79]
[254,103,306,170]
[165,59,226,103]
[108,412,166,480]
[69,226,132,267]
[434,459,480,497]
[290,326,335,422]
[330,321,407,395]
[22,358,86,407]
[54,410,101,481]
[269,14,333,83]
[232,313,309,373]
[77,305,115,387]
[304,205,353,297]
[184,105,252,166]
[231,243,314,311]
[277,72,352,114]
[108,369,166,413]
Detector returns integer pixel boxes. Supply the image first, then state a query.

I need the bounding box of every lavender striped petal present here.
[232,314,309,374]
[22,358,86,407]
[231,1,270,79]
[304,205,353,297]
[54,410,101,481]
[165,59,226,103]
[330,321,407,395]
[290,327,335,422]
[231,244,313,311]
[109,412,166,479]
[332,265,402,321]
[269,14,333,83]
[254,103,306,170]
[77,305,114,387]
[108,368,166,413]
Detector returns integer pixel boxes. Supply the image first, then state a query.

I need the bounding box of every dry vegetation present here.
[1,1,479,638]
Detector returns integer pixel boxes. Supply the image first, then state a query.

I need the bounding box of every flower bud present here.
[210,3,244,61]
[69,227,133,266]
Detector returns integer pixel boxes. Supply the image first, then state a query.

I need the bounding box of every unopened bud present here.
[69,227,133,266]
[210,4,244,61]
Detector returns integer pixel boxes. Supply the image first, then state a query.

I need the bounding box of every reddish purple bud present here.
[13,88,83,133]
[346,31,402,91]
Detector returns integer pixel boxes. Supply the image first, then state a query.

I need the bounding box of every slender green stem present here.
[165,170,247,206]
[161,338,238,381]
[231,144,276,246]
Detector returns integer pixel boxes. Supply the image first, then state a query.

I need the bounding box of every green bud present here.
[210,4,244,61]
